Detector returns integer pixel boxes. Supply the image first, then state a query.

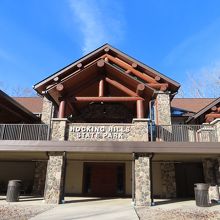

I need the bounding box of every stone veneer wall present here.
[160,163,176,198]
[217,159,220,185]
[51,119,68,141]
[44,152,66,204]
[67,119,148,142]
[211,119,220,142]
[135,153,151,206]
[32,161,47,196]
[203,158,220,202]
[155,92,171,125]
[203,159,216,185]
[41,97,53,125]
[71,103,133,123]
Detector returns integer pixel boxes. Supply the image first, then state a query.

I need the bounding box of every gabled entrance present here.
[34,44,180,122]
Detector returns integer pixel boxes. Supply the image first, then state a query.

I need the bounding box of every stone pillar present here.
[197,123,215,142]
[161,163,176,198]
[203,158,220,202]
[41,97,54,125]
[202,159,216,185]
[211,119,220,142]
[44,152,66,204]
[134,153,151,206]
[217,158,220,184]
[154,92,171,125]
[32,161,47,196]
[217,158,220,195]
[51,118,68,141]
[132,119,149,141]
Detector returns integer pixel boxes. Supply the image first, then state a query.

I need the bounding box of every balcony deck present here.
[0,123,218,143]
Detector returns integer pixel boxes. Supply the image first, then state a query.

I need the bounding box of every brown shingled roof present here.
[12,96,216,115]
[171,98,215,113]
[13,97,43,114]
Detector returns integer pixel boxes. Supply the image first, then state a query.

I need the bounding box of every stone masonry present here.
[51,118,68,141]
[160,163,176,198]
[202,159,217,185]
[67,119,148,142]
[135,153,151,206]
[203,158,220,202]
[32,161,47,196]
[155,92,171,125]
[211,119,220,142]
[71,102,133,123]
[41,97,53,125]
[44,152,66,204]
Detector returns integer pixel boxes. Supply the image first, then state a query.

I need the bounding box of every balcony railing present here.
[0,123,218,143]
[0,124,49,140]
[155,124,218,142]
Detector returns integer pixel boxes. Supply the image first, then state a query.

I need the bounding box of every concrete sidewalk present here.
[30,197,138,220]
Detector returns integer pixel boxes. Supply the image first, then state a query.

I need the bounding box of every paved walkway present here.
[30,197,138,220]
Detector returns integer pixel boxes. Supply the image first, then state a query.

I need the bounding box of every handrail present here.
[0,124,49,140]
[155,124,218,142]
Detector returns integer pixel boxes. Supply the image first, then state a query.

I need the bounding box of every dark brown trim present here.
[0,140,220,154]
[34,44,180,94]
[187,97,220,123]
[73,96,144,102]
[0,90,39,122]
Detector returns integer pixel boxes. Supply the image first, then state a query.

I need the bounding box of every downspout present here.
[149,98,155,141]
[132,152,135,206]
[149,95,156,205]
[45,91,55,140]
[61,151,67,204]
[150,153,155,206]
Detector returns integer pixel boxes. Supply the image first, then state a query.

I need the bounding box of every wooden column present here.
[136,100,144,118]
[99,79,104,97]
[58,99,66,118]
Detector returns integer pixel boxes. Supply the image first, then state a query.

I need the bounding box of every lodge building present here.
[0,44,220,206]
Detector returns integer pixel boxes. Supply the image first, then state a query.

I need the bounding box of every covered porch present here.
[0,143,220,206]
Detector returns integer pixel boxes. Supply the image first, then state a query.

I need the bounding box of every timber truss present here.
[34,44,180,119]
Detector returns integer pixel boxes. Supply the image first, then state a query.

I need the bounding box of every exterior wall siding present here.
[152,163,163,198]
[65,161,83,194]
[32,161,47,196]
[160,162,176,198]
[0,162,35,193]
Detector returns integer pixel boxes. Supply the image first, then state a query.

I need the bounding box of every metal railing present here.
[0,124,49,140]
[155,124,218,142]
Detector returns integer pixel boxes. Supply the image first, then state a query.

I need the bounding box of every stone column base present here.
[44,152,66,204]
[135,153,151,206]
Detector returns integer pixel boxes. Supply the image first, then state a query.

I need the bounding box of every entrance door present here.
[175,162,204,198]
[83,163,125,196]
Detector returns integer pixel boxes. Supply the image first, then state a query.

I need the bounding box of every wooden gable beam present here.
[72,96,144,102]
[105,77,139,97]
[104,54,158,84]
[99,78,104,97]
[147,83,168,91]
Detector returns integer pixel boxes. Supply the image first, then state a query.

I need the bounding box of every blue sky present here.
[0,0,219,97]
